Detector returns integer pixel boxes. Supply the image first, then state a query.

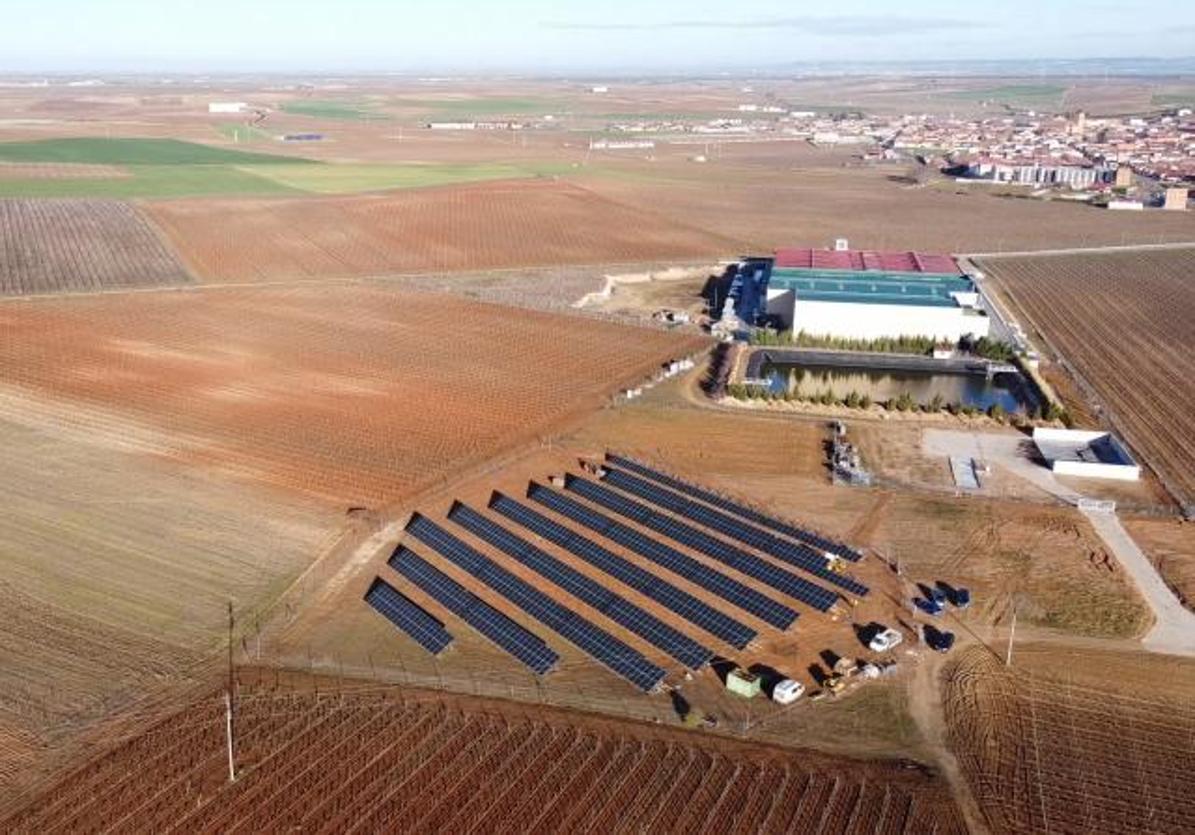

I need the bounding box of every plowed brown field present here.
[944,645,1195,835]
[147,179,739,283]
[980,247,1195,510]
[0,284,704,507]
[0,199,190,295]
[5,676,966,834]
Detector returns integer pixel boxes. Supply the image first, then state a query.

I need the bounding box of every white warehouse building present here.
[743,248,990,342]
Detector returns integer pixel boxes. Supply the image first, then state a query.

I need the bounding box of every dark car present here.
[923,625,956,653]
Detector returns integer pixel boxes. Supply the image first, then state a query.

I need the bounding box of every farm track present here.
[979,248,1195,510]
[5,682,966,833]
[0,199,190,295]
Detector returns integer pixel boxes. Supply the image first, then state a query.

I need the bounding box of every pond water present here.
[759,362,1033,413]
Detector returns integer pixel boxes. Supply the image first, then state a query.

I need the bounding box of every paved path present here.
[1082,509,1195,657]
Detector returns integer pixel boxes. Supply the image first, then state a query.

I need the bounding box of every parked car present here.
[924,625,956,653]
[868,626,904,652]
[771,679,805,704]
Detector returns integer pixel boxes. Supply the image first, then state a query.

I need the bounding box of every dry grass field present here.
[0,284,704,508]
[980,247,1195,510]
[147,180,739,283]
[1122,516,1195,609]
[944,645,1195,835]
[0,387,338,810]
[0,199,190,295]
[4,676,966,834]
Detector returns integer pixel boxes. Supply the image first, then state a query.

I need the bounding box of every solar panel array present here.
[389,546,558,675]
[565,475,840,612]
[405,514,667,692]
[364,577,453,655]
[489,493,757,650]
[528,483,797,630]
[448,502,714,669]
[598,467,869,598]
[606,453,863,561]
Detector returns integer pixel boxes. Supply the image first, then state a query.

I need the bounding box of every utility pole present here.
[1006,606,1018,667]
[224,691,237,782]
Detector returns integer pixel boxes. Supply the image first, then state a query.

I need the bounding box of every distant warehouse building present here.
[725,247,990,342]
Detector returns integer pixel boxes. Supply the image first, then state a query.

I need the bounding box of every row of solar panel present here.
[364,578,453,655]
[528,482,798,630]
[390,545,558,675]
[405,513,667,692]
[605,453,862,561]
[597,466,869,598]
[489,492,757,650]
[448,502,713,669]
[564,474,841,612]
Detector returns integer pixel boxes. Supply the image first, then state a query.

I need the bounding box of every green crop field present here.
[0,137,306,166]
[1151,91,1195,107]
[244,161,572,194]
[0,135,578,197]
[945,84,1067,106]
[212,123,275,143]
[393,96,571,117]
[0,166,301,198]
[281,100,387,120]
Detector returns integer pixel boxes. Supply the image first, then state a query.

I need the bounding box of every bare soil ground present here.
[4,673,966,834]
[0,163,129,179]
[577,148,1195,254]
[944,644,1195,834]
[1122,516,1195,610]
[147,180,740,283]
[0,284,704,508]
[980,247,1195,510]
[0,199,191,295]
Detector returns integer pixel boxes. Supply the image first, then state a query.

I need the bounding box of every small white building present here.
[208,102,249,114]
[1033,428,1140,481]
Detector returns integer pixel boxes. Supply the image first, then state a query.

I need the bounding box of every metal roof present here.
[769,267,975,308]
[774,247,960,275]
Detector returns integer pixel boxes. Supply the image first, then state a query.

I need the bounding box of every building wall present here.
[782,298,990,341]
[1052,460,1141,481]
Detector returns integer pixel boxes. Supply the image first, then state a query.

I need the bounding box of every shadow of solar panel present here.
[364,577,453,655]
[606,453,863,561]
[448,502,714,669]
[405,514,666,691]
[488,493,757,650]
[598,467,869,598]
[565,474,841,611]
[527,482,797,631]
[389,546,557,675]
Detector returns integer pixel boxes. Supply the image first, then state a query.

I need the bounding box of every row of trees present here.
[749,328,940,354]
[724,383,1070,425]
[748,328,1021,363]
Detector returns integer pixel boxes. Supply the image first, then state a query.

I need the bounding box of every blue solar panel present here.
[364,577,453,655]
[527,483,797,631]
[606,453,863,561]
[389,547,557,675]
[564,475,841,611]
[488,493,757,650]
[404,514,667,691]
[448,502,714,669]
[598,466,869,598]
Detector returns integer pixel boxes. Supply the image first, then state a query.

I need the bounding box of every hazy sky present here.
[2,0,1193,73]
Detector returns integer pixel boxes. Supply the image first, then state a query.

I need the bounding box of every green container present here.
[726,669,761,699]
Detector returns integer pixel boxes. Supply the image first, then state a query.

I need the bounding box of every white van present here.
[868,627,903,653]
[771,679,805,704]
